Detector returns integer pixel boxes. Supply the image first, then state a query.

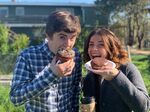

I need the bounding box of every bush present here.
[0,24,9,54]
[10,34,29,54]
[0,54,17,75]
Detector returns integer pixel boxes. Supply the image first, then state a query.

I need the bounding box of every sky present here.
[0,0,95,4]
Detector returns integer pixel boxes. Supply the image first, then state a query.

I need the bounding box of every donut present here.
[56,48,75,63]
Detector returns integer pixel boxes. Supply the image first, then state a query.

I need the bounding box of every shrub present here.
[10,34,29,54]
[0,54,17,75]
[0,24,9,54]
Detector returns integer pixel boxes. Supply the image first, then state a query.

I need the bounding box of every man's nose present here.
[64,38,71,47]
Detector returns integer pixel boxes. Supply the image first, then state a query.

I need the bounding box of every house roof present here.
[0,2,95,7]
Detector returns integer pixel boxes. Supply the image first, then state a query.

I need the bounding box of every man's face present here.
[47,31,78,54]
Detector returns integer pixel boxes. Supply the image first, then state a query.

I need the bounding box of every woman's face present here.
[88,35,108,59]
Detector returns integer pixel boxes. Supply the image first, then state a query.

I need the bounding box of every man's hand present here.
[50,56,75,77]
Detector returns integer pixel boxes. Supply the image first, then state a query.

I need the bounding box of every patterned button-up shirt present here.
[10,42,82,112]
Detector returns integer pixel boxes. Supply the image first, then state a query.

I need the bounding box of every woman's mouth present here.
[91,55,101,59]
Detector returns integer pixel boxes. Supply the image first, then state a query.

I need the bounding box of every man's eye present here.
[60,36,66,39]
[70,36,76,41]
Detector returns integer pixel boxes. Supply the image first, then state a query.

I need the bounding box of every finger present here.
[55,64,65,76]
[101,65,113,70]
[63,68,73,76]
[92,66,103,70]
[81,105,86,112]
[66,58,74,66]
[70,61,75,69]
[51,56,57,65]
[66,62,75,74]
[57,59,75,76]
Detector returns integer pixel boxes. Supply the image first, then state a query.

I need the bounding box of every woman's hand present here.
[91,67,119,81]
[81,103,95,112]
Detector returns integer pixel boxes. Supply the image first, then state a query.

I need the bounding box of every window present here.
[16,7,24,16]
[95,11,101,16]
[56,8,74,15]
[0,7,8,17]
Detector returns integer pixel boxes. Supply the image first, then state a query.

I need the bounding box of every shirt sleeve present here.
[10,54,59,106]
[71,51,82,112]
[110,62,150,112]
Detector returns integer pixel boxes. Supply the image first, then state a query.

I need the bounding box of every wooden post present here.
[127,45,131,62]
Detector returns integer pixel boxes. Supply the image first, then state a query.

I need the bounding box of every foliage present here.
[75,27,90,53]
[10,34,29,54]
[124,1,149,49]
[0,24,30,74]
[0,54,17,75]
[107,0,150,49]
[95,0,150,49]
[0,24,30,55]
[29,27,45,46]
[0,85,25,112]
[75,27,91,77]
[0,24,9,54]
[94,0,138,25]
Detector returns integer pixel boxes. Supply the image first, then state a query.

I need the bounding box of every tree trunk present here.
[127,18,134,46]
[137,33,144,49]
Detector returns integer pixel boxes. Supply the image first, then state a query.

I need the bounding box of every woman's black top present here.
[82,63,150,112]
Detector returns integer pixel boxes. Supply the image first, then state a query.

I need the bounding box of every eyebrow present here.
[89,40,103,43]
[59,33,77,38]
[59,33,67,36]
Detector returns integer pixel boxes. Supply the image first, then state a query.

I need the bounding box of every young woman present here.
[81,28,150,112]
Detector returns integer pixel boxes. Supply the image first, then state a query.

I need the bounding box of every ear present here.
[45,33,53,40]
[45,33,49,38]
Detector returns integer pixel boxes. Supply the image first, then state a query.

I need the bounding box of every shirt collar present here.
[40,42,55,60]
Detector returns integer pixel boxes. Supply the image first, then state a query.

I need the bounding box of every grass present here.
[0,54,149,111]
[131,54,150,95]
[0,85,25,112]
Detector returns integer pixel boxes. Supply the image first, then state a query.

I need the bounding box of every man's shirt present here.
[10,42,82,112]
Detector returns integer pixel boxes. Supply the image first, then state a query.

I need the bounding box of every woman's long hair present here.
[83,28,129,68]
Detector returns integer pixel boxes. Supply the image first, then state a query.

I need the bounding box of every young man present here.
[10,11,82,112]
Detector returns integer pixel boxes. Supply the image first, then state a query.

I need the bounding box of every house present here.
[0,1,103,38]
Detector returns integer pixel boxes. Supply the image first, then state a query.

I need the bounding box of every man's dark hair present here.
[46,11,81,38]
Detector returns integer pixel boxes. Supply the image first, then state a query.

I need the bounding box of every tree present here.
[122,0,149,49]
[94,0,138,25]
[99,0,150,49]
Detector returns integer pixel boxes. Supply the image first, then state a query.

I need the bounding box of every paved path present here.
[0,75,12,86]
[130,49,150,55]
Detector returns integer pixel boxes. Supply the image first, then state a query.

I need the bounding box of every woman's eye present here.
[97,44,104,48]
[89,43,94,47]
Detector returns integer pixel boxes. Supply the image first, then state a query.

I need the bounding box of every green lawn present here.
[0,54,150,111]
[131,54,150,95]
[0,85,25,112]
